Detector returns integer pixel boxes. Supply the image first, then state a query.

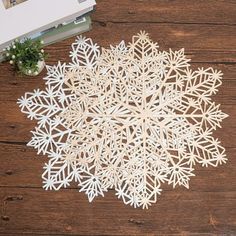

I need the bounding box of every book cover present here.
[0,0,96,50]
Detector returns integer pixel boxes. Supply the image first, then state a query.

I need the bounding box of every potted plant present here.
[4,38,47,76]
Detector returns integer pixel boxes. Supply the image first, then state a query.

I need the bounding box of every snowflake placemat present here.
[18,32,228,209]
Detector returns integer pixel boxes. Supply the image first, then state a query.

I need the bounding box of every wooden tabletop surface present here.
[1,1,236,235]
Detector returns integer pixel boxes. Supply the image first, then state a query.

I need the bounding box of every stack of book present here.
[0,0,96,61]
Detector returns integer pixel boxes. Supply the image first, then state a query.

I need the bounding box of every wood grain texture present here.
[0,1,236,235]
[93,0,236,25]
[0,143,236,189]
[1,188,236,235]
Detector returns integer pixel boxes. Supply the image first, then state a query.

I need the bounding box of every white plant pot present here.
[19,60,45,76]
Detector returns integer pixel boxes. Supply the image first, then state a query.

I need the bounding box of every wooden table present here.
[1,1,236,235]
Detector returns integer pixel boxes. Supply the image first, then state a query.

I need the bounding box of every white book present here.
[0,16,92,62]
[30,16,91,46]
[0,0,96,51]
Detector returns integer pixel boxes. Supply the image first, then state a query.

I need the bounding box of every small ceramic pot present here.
[18,60,45,76]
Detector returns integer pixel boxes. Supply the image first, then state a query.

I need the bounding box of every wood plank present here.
[0,143,44,188]
[93,0,236,25]
[0,187,235,235]
[48,23,236,63]
[86,23,236,51]
[1,23,235,74]
[0,142,235,190]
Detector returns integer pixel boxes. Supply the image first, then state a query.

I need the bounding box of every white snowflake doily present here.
[18,32,228,209]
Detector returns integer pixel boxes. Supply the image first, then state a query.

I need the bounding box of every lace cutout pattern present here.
[18,32,228,209]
